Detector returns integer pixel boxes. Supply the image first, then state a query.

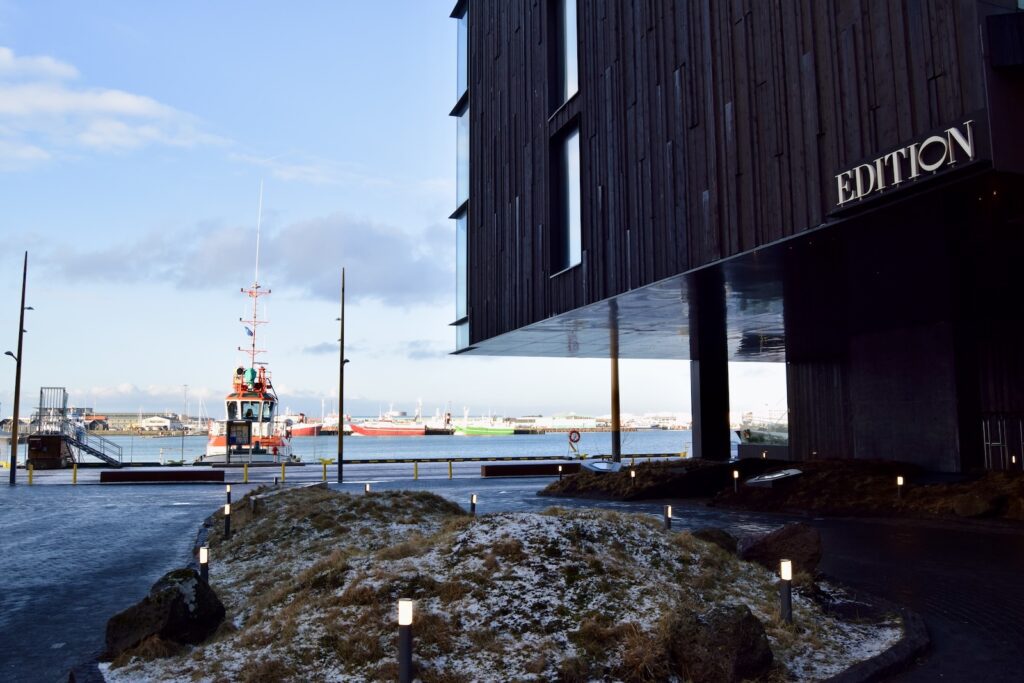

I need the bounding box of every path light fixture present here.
[199,546,210,583]
[558,464,563,481]
[733,469,740,493]
[630,469,636,485]
[224,503,231,540]
[470,493,477,516]
[761,450,767,459]
[226,484,231,505]
[364,482,371,495]
[664,504,672,530]
[779,559,793,623]
[397,598,414,683]
[897,475,904,499]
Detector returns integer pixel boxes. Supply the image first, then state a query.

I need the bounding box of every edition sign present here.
[835,121,976,207]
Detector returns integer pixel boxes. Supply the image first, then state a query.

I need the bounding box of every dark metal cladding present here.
[457,0,1024,471]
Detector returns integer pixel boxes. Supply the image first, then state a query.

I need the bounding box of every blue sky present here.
[0,1,785,419]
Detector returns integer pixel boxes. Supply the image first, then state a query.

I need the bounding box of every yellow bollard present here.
[281,462,286,483]
[322,462,327,482]
[448,461,453,480]
[72,462,78,485]
[243,463,249,484]
[414,461,419,480]
[28,463,33,485]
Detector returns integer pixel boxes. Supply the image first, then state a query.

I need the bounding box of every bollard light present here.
[663,504,672,530]
[224,503,232,540]
[779,559,793,623]
[397,598,414,683]
[226,483,231,505]
[896,475,904,499]
[470,493,477,516]
[733,469,739,493]
[761,450,767,459]
[199,546,209,583]
[630,469,636,480]
[1013,455,1017,465]
[558,464,563,481]
[780,559,792,581]
[364,482,371,494]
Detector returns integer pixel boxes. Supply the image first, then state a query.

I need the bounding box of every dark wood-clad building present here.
[450,0,1024,472]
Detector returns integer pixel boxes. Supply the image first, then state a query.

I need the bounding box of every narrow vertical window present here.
[562,0,578,101]
[456,104,469,207]
[456,213,467,320]
[552,127,582,272]
[457,10,468,98]
[550,0,579,109]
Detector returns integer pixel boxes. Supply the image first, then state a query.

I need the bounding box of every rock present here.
[103,568,225,660]
[667,604,773,683]
[692,527,738,554]
[951,493,996,518]
[739,522,822,574]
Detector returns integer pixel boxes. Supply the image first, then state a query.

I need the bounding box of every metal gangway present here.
[33,387,122,468]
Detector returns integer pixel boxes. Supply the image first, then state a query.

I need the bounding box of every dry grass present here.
[105,487,902,683]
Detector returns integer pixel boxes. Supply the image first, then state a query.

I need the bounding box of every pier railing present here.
[61,422,123,466]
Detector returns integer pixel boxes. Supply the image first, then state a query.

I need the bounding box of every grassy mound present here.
[103,486,901,682]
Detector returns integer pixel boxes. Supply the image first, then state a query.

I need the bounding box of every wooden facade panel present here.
[465,0,990,345]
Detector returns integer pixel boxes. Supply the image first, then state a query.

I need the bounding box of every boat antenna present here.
[240,180,270,368]
[254,179,263,288]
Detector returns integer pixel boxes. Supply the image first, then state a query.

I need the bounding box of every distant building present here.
[139,415,183,432]
[450,1,1024,472]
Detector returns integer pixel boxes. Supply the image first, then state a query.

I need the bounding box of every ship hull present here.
[351,423,425,437]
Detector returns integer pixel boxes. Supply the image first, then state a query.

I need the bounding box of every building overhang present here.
[461,162,1008,362]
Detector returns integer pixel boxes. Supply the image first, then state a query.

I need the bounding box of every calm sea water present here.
[109,429,706,464]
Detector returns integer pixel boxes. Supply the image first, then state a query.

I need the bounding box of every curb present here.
[820,582,930,683]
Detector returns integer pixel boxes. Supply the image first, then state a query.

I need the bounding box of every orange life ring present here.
[568,429,581,443]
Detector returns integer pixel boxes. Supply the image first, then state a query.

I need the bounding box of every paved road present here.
[814,517,1024,682]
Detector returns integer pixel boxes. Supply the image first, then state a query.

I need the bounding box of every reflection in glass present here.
[455,321,470,350]
[565,128,582,268]
[456,105,469,206]
[456,213,467,319]
[457,10,468,97]
[562,0,578,102]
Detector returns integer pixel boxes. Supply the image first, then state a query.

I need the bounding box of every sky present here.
[0,1,786,420]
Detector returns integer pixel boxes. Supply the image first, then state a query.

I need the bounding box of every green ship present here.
[454,424,515,436]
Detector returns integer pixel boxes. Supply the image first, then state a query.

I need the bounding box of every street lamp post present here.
[337,268,349,484]
[7,252,29,486]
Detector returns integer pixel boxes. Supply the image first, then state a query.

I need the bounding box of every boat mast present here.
[240,180,269,369]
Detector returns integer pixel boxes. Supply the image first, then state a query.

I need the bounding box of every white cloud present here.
[0,46,78,80]
[0,46,224,164]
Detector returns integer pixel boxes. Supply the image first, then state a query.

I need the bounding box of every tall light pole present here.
[7,252,30,485]
[337,268,349,484]
[181,384,188,460]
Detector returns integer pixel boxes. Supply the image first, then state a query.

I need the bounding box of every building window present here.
[457,8,468,98]
[456,213,467,320]
[455,320,470,351]
[456,104,469,207]
[551,0,579,109]
[551,126,582,272]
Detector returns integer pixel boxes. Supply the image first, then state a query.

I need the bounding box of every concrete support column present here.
[610,320,621,463]
[689,273,731,461]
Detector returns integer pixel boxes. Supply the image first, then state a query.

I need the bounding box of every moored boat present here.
[350,421,426,437]
[454,424,515,436]
[194,185,300,466]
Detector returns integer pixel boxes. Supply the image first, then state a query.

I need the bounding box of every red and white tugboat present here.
[195,187,301,466]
